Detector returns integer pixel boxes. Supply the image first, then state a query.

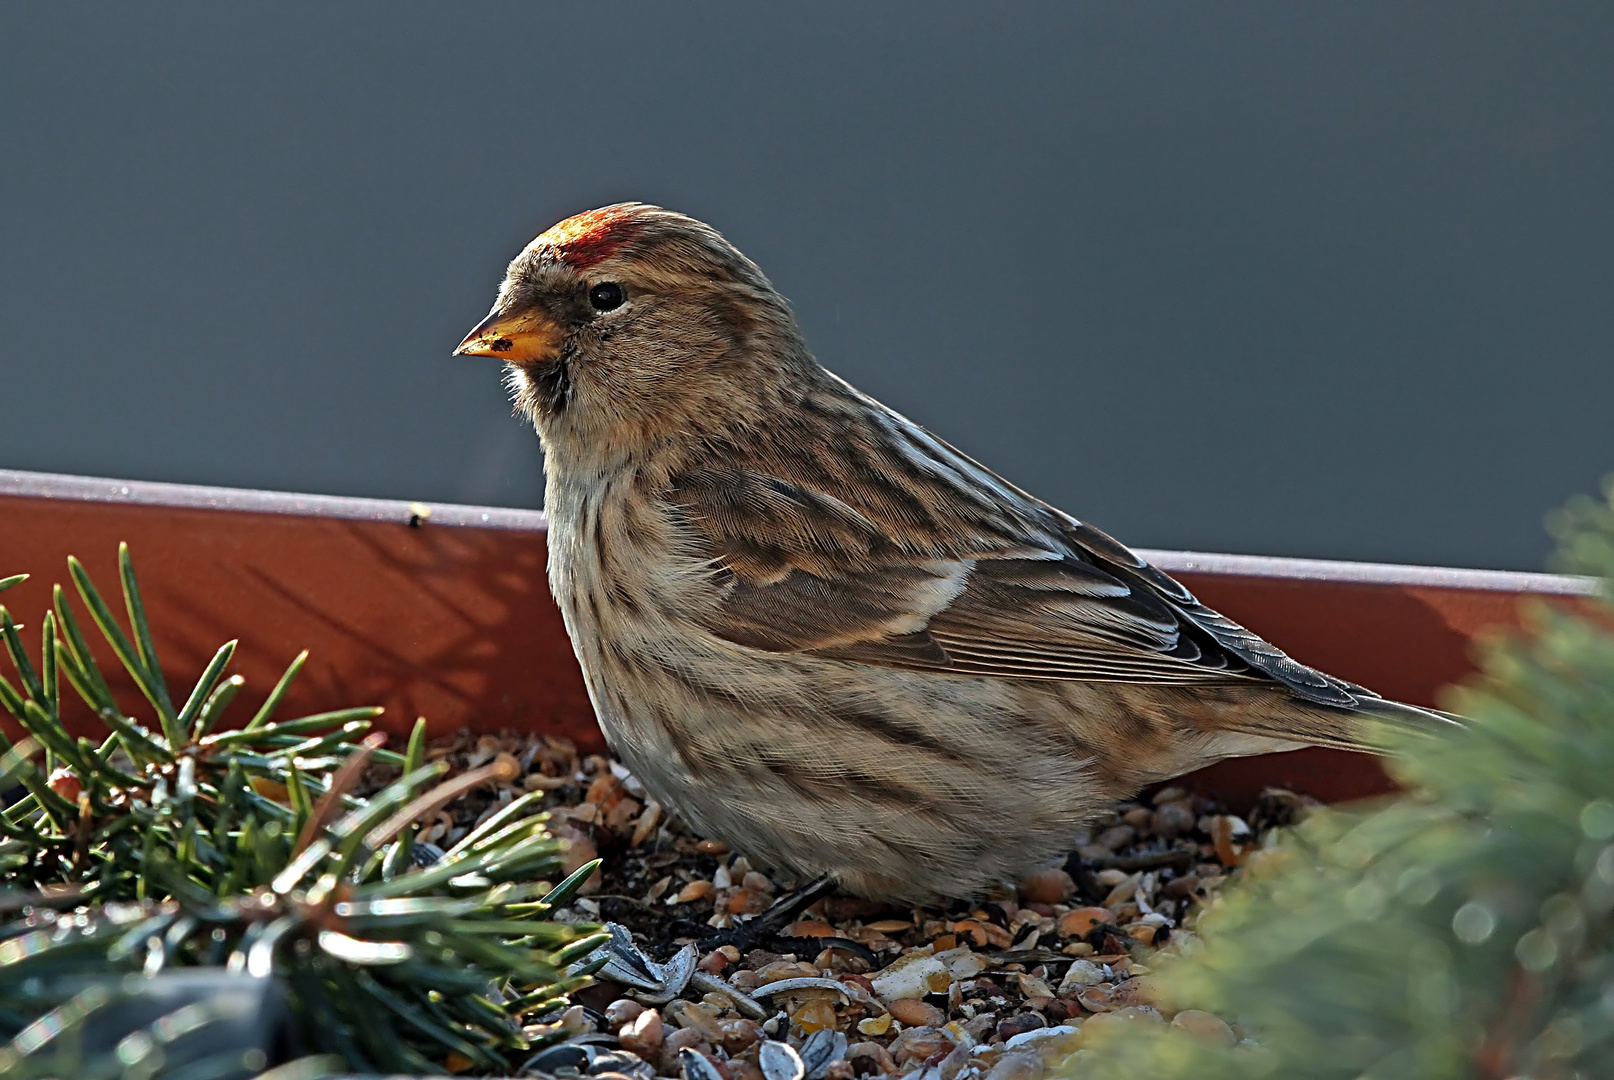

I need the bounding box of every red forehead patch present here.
[536,207,644,271]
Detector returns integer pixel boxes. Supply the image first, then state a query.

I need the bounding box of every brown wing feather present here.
[665,399,1364,709]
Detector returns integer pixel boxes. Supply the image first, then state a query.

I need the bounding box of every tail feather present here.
[1351,694,1467,736]
[1199,689,1465,758]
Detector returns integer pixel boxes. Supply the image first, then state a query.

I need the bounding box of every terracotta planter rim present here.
[0,467,1592,597]
[0,466,1599,808]
[0,467,545,531]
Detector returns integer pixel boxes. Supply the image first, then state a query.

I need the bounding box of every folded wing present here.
[665,403,1367,710]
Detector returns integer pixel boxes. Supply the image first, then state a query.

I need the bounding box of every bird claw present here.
[697,875,838,953]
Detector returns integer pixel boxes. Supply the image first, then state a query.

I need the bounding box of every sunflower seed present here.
[759,1039,806,1080]
[679,1047,725,1080]
[748,977,852,1001]
[689,969,768,1020]
[798,1028,849,1080]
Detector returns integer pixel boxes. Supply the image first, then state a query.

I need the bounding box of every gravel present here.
[403,730,1313,1079]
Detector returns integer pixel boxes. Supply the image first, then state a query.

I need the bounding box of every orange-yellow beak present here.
[453,306,563,364]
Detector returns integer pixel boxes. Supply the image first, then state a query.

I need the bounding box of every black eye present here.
[588,282,626,312]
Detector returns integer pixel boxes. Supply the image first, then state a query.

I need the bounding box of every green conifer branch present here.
[1073,478,1614,1080]
[0,546,599,1075]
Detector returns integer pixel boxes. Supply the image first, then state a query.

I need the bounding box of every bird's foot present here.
[697,875,840,954]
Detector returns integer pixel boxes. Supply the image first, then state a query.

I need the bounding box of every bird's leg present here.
[698,875,839,953]
[1062,850,1106,905]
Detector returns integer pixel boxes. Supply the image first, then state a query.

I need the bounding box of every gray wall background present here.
[2,3,1610,572]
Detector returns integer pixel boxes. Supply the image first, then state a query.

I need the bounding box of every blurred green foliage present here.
[1071,479,1614,1079]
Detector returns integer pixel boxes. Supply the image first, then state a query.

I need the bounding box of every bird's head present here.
[456,203,812,465]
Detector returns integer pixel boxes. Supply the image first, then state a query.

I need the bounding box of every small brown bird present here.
[455,204,1453,901]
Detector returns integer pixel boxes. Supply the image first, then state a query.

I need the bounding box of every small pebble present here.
[984,1050,1044,1080]
[660,1028,709,1073]
[758,960,820,983]
[838,974,877,1003]
[1016,869,1075,905]
[630,800,663,847]
[792,999,838,1033]
[1075,984,1115,1013]
[1113,1005,1164,1024]
[584,772,623,807]
[950,919,989,948]
[1101,873,1143,909]
[816,946,869,973]
[1002,1024,1081,1053]
[718,887,769,916]
[1171,1009,1237,1045]
[886,999,943,1027]
[845,1041,897,1076]
[1094,824,1136,850]
[1015,973,1055,1000]
[719,1018,764,1053]
[46,769,82,802]
[869,951,946,1001]
[786,919,838,938]
[675,879,715,904]
[1208,815,1252,866]
[1163,874,1201,898]
[889,1025,955,1065]
[620,1009,664,1055]
[995,1013,1045,1042]
[1042,999,1077,1023]
[559,1005,594,1035]
[606,999,646,1029]
[1121,807,1153,831]
[1082,1007,1164,1043]
[1056,959,1105,995]
[1151,801,1197,839]
[1109,976,1160,1010]
[1054,907,1113,938]
[667,1000,726,1042]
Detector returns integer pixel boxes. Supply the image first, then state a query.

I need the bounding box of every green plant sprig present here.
[0,547,602,1075]
[1071,478,1614,1080]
